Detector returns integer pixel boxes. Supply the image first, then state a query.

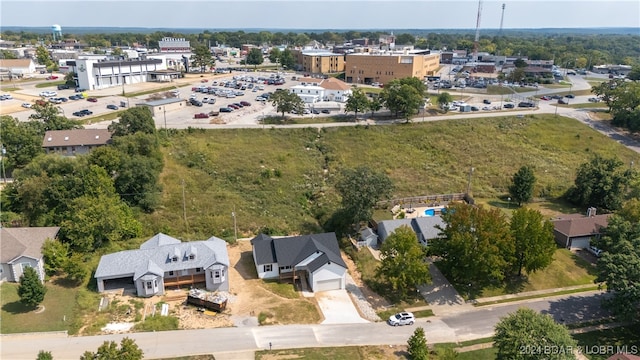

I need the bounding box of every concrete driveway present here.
[316,289,369,324]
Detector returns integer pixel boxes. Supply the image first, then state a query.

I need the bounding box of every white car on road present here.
[388,312,415,326]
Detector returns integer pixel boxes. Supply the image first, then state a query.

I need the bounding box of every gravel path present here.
[345,273,381,322]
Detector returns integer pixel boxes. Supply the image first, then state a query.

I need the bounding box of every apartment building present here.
[292,50,345,74]
[345,52,440,85]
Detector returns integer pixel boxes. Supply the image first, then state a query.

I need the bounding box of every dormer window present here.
[172,256,178,262]
[189,254,195,260]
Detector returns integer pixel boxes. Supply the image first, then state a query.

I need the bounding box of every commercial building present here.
[136,98,187,117]
[292,50,345,74]
[345,52,440,85]
[0,58,36,76]
[158,37,191,52]
[290,77,352,103]
[74,57,172,90]
[42,129,112,156]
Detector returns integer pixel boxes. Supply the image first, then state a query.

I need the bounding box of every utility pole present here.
[466,167,475,194]
[232,206,237,242]
[181,179,187,228]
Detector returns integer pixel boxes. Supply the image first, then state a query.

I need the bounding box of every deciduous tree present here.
[190,45,214,72]
[108,107,156,137]
[381,81,423,122]
[36,350,53,360]
[566,155,632,212]
[29,103,82,131]
[17,266,46,308]
[335,166,393,226]
[279,48,295,70]
[270,89,304,118]
[81,338,143,360]
[41,238,69,276]
[509,165,536,206]
[436,92,453,112]
[0,116,45,174]
[367,96,382,117]
[344,88,369,120]
[431,203,513,294]
[510,208,556,277]
[245,48,264,69]
[407,326,429,360]
[494,308,577,360]
[377,226,430,301]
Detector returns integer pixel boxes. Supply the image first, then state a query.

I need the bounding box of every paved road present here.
[0,291,609,359]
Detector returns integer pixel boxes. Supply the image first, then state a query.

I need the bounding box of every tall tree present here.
[494,308,577,360]
[270,89,304,118]
[108,107,156,137]
[190,45,214,72]
[381,82,423,122]
[344,88,369,120]
[35,46,53,67]
[268,47,281,64]
[509,166,536,206]
[17,267,46,308]
[41,238,69,276]
[335,166,393,226]
[431,203,513,294]
[367,96,382,117]
[377,226,430,301]
[596,206,640,322]
[510,208,556,277]
[567,155,632,212]
[81,338,143,360]
[245,48,264,69]
[436,92,453,112]
[0,116,45,174]
[28,103,82,131]
[407,326,429,360]
[279,48,295,70]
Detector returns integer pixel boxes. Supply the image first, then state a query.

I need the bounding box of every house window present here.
[221,269,225,277]
[214,271,220,279]
[264,264,272,272]
[189,254,195,260]
[196,267,202,272]
[146,281,152,289]
[172,256,178,262]
[168,271,174,276]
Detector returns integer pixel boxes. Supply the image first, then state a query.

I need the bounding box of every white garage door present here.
[314,278,341,292]
[570,238,591,249]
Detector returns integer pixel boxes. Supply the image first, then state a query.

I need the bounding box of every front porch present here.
[163,273,206,288]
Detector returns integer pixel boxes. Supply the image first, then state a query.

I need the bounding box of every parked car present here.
[46,75,59,80]
[550,95,563,100]
[72,109,93,117]
[470,106,480,111]
[228,104,239,109]
[588,246,603,257]
[240,101,251,107]
[21,102,32,108]
[558,99,568,104]
[388,312,415,326]
[321,109,331,114]
[57,84,70,90]
[540,96,551,101]
[0,94,13,100]
[503,103,515,109]
[75,88,87,93]
[518,102,535,108]
[87,97,98,102]
[482,99,491,104]
[194,113,209,119]
[219,107,233,112]
[39,91,57,97]
[565,94,575,99]
[106,104,118,110]
[588,97,601,103]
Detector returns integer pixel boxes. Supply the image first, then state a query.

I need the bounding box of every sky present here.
[1,0,639,30]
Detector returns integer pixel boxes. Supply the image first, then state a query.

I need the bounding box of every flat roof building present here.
[345,52,440,85]
[293,50,345,74]
[75,57,166,90]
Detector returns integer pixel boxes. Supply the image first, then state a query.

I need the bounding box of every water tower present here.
[52,24,62,41]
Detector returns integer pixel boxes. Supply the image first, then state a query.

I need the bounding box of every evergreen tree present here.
[407,327,429,360]
[17,267,47,308]
[508,166,536,206]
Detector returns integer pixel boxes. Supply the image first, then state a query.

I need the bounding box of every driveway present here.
[316,289,369,324]
[416,258,475,316]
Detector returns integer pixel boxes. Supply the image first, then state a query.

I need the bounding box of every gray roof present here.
[0,227,60,263]
[137,98,185,107]
[378,216,445,242]
[250,232,346,270]
[360,227,378,241]
[95,234,229,281]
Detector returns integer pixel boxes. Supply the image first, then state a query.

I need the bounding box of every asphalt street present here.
[0,292,610,359]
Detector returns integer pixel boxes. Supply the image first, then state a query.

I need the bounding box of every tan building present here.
[345,52,440,85]
[292,50,345,74]
[42,129,112,156]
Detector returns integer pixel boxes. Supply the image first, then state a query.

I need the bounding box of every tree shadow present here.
[540,292,612,325]
[51,276,82,289]
[569,251,599,277]
[393,350,410,359]
[503,275,527,294]
[534,198,580,216]
[2,301,36,315]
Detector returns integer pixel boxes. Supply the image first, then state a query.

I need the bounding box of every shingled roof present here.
[0,227,60,263]
[42,129,112,148]
[250,233,346,270]
[552,214,611,238]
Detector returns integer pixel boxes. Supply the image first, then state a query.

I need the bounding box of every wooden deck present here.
[163,274,206,287]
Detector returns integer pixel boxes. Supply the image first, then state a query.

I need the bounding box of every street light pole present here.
[466,167,475,194]
[163,107,167,130]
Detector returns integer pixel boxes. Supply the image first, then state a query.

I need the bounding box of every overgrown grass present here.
[0,86,20,91]
[456,347,498,359]
[572,324,640,360]
[0,280,81,334]
[124,86,180,98]
[140,115,640,240]
[566,102,607,109]
[255,346,403,360]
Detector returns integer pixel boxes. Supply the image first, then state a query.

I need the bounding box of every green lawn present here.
[0,280,79,334]
[566,102,607,109]
[35,80,65,88]
[124,86,180,98]
[573,324,640,360]
[457,347,498,359]
[474,248,598,298]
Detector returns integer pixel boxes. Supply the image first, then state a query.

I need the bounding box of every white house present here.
[0,58,36,76]
[250,232,347,292]
[0,227,60,283]
[290,77,352,103]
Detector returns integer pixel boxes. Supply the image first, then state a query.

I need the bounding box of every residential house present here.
[0,227,60,283]
[250,232,347,292]
[358,227,379,247]
[552,208,611,249]
[290,77,352,103]
[377,215,445,246]
[0,58,37,76]
[94,233,230,297]
[42,129,112,156]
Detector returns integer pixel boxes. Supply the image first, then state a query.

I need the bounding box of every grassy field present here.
[139,115,640,239]
[35,80,65,88]
[255,344,498,359]
[81,110,123,124]
[0,280,80,334]
[468,248,598,298]
[573,324,640,360]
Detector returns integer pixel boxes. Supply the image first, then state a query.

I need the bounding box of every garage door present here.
[570,238,591,249]
[314,278,342,292]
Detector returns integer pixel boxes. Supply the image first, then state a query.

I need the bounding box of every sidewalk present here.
[473,284,601,305]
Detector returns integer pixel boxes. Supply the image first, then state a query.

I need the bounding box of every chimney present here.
[587,207,597,217]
